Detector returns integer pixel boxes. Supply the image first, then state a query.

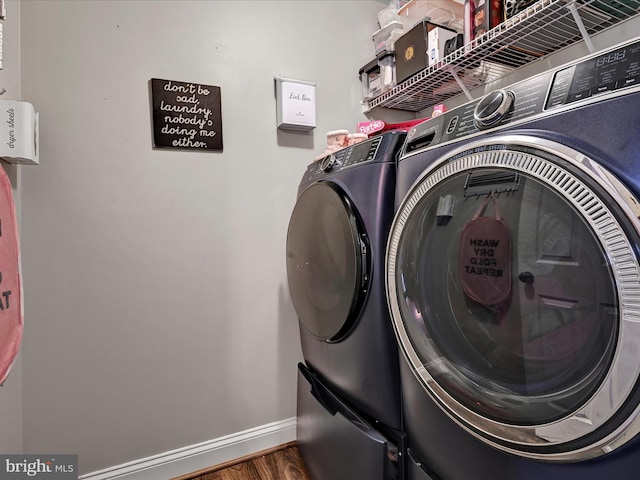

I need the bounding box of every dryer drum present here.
[286,181,370,343]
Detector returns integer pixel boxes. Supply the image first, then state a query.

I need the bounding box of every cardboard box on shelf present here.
[428,26,459,66]
[395,20,458,84]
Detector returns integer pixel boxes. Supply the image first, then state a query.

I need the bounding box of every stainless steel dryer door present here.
[287,181,370,342]
[386,135,640,461]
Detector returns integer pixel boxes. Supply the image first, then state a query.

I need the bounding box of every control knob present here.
[473,89,515,130]
[320,154,338,172]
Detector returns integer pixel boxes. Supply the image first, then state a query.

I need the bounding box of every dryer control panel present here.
[402,37,640,158]
[300,131,405,185]
[303,136,383,182]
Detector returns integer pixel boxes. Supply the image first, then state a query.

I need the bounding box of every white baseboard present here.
[78,417,297,480]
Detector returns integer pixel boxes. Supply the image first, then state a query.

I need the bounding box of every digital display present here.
[341,136,382,167]
[546,41,640,109]
[596,49,627,67]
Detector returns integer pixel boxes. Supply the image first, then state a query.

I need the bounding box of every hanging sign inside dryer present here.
[458,193,512,308]
[0,166,22,386]
[150,78,223,151]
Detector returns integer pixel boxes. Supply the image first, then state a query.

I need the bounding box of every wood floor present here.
[176,443,312,480]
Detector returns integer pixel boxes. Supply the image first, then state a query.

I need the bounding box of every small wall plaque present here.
[275,77,316,131]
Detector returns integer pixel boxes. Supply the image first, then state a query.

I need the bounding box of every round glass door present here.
[287,181,369,342]
[386,136,640,461]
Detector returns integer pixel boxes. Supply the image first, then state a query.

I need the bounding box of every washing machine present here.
[287,131,406,479]
[385,36,640,479]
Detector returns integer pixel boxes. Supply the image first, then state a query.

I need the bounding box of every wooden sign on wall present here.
[150,78,223,151]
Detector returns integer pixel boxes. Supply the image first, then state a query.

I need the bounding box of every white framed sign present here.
[275,77,316,131]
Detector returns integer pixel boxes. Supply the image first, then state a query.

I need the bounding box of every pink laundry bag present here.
[0,166,22,385]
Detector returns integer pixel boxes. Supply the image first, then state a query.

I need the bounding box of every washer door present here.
[386,135,640,461]
[287,181,370,342]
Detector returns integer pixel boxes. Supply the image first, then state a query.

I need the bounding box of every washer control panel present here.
[405,72,551,153]
[545,40,640,109]
[403,37,640,157]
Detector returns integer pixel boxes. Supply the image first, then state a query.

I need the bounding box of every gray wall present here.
[0,0,22,455]
[11,0,640,475]
[18,0,383,475]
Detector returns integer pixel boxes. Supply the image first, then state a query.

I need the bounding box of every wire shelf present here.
[365,0,640,112]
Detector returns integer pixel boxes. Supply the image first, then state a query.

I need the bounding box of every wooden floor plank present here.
[200,461,262,480]
[184,446,312,480]
[252,447,312,480]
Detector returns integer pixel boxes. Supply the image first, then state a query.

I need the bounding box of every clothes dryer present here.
[386,37,640,479]
[287,131,406,479]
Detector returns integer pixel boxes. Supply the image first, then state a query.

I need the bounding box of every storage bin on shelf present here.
[398,0,464,31]
[359,50,397,100]
[372,20,404,55]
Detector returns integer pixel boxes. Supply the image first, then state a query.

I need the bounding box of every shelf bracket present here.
[567,2,595,53]
[450,70,473,101]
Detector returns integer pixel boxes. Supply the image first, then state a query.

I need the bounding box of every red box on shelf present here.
[473,0,503,37]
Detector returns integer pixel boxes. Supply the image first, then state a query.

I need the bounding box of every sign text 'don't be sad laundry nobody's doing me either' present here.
[151,78,223,151]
